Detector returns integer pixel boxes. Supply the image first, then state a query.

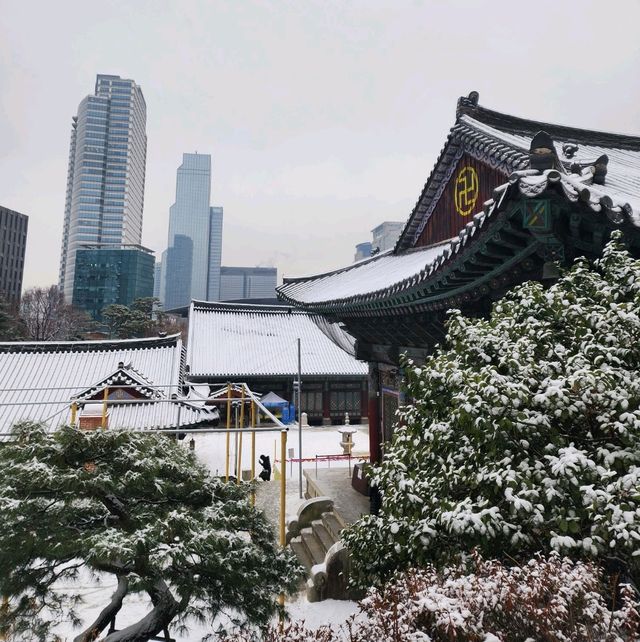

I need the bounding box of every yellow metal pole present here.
[101,388,108,429]
[251,400,256,506]
[70,402,77,426]
[279,429,287,545]
[225,383,231,482]
[237,385,245,485]
[279,428,287,613]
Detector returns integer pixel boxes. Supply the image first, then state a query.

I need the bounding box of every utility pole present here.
[297,338,303,499]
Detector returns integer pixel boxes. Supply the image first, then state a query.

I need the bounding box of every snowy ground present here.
[50,423,367,641]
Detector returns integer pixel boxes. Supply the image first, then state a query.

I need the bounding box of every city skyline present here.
[58,74,147,301]
[2,1,640,292]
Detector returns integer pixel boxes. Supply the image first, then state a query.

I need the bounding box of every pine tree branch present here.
[73,575,129,642]
[100,494,132,526]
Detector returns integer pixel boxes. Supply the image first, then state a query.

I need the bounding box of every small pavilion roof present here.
[186,301,368,378]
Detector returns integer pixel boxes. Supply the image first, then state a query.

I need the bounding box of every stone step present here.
[321,511,343,542]
[311,520,335,554]
[290,537,314,573]
[301,528,325,566]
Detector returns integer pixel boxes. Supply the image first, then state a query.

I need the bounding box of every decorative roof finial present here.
[529,131,557,171]
[456,91,480,118]
[593,154,609,185]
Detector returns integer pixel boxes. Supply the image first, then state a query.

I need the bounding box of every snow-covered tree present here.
[220,554,640,641]
[0,424,300,641]
[343,232,640,589]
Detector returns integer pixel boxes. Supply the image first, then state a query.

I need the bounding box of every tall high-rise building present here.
[0,205,28,303]
[59,74,147,302]
[161,153,223,309]
[72,245,154,321]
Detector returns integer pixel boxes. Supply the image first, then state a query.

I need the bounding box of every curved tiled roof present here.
[186,301,367,378]
[277,168,635,313]
[396,92,640,251]
[0,334,217,433]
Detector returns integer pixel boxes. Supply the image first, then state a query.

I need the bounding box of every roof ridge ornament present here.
[456,90,480,119]
[593,154,609,185]
[529,131,559,171]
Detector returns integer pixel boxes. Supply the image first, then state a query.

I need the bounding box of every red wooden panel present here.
[415,154,508,248]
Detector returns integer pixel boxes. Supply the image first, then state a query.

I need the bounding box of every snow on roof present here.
[186,302,368,378]
[279,240,451,305]
[0,334,215,433]
[460,114,640,225]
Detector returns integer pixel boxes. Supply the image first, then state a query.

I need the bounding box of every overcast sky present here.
[1,0,639,290]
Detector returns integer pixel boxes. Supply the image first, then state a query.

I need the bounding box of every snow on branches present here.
[343,232,640,589]
[220,553,640,642]
[0,424,300,641]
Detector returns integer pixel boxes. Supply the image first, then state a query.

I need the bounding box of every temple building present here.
[277,91,640,463]
[0,334,217,434]
[186,301,368,425]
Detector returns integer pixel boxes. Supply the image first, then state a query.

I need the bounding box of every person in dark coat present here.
[258,455,271,481]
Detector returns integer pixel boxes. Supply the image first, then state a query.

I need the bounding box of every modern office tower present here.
[371,221,404,253]
[0,206,28,302]
[59,74,147,302]
[207,206,223,300]
[153,260,162,299]
[72,245,154,321]
[219,266,277,301]
[162,153,223,309]
[354,241,372,262]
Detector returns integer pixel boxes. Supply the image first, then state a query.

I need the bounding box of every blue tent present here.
[261,392,296,424]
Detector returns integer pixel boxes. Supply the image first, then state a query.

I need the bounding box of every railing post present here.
[237,385,245,485]
[225,383,231,482]
[278,428,287,615]
[251,399,256,506]
[101,388,108,429]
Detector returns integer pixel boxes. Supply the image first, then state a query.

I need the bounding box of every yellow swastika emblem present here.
[454,166,479,217]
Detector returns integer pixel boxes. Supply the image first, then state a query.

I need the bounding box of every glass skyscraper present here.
[161,154,223,309]
[72,245,154,321]
[59,74,147,302]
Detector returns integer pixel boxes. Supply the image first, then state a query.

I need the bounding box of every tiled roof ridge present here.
[191,299,306,314]
[280,249,393,285]
[0,333,182,353]
[280,243,453,286]
[457,93,640,151]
